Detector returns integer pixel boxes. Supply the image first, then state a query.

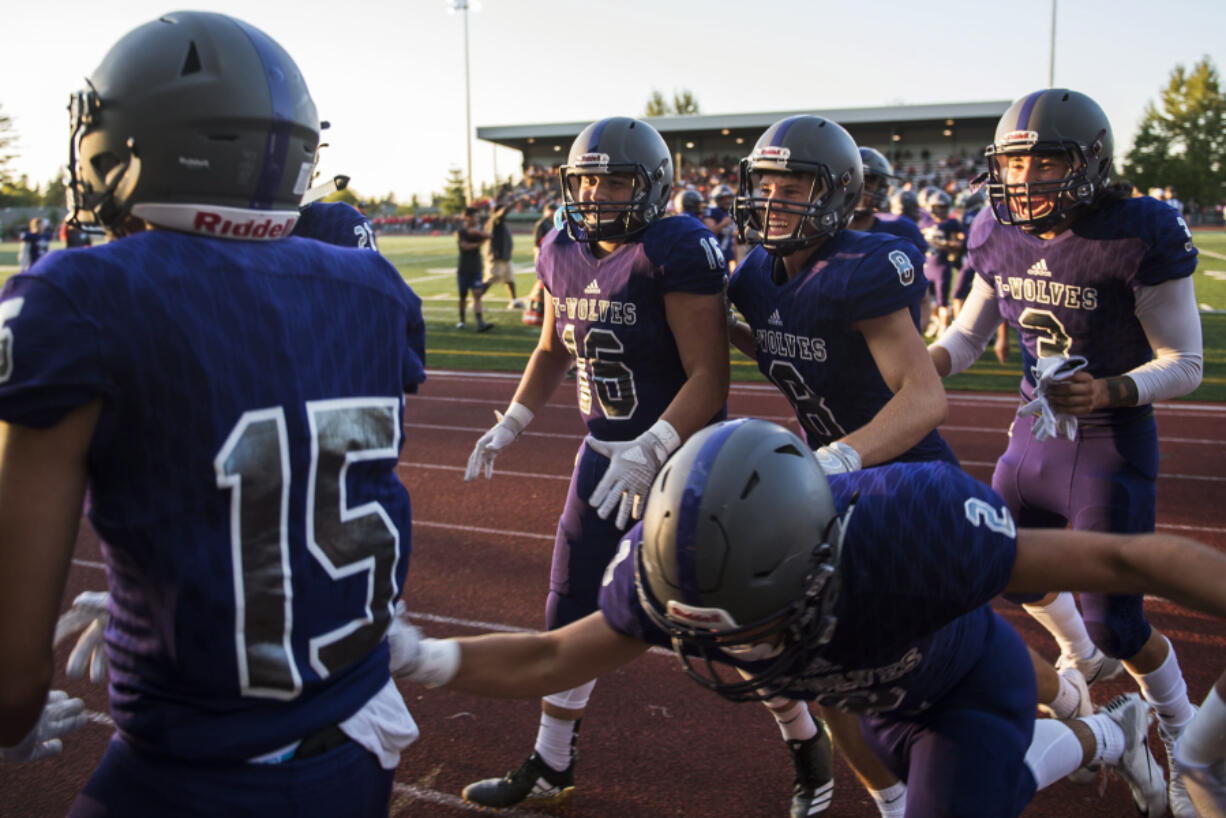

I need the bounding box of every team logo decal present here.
[753,145,791,165]
[888,250,914,286]
[576,152,610,168]
[1000,130,1039,147]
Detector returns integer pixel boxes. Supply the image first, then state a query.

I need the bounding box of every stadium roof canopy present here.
[478,100,1012,172]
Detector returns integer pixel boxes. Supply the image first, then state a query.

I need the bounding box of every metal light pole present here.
[1048,0,1057,87]
[451,0,475,204]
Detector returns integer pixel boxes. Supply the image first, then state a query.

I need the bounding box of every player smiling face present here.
[752,171,827,241]
[999,152,1072,223]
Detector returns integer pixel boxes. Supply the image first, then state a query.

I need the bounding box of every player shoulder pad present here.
[641,215,725,274]
[966,206,997,251]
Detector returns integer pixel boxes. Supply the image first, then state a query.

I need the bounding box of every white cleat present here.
[1162,706,1200,818]
[1102,694,1168,816]
[1057,647,1125,686]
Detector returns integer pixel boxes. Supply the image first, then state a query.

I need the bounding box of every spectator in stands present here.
[456,206,493,332]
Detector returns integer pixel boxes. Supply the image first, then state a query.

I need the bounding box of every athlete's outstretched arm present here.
[509,293,573,412]
[929,276,1002,377]
[0,400,100,745]
[403,612,650,700]
[843,306,947,467]
[1008,528,1226,620]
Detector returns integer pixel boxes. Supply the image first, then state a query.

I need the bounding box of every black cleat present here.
[461,751,575,809]
[476,320,495,333]
[788,731,834,817]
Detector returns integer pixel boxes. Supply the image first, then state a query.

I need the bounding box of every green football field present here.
[3,230,1226,400]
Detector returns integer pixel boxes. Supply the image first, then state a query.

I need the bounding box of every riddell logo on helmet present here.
[667,601,737,629]
[193,210,295,239]
[577,152,610,167]
[1000,130,1039,147]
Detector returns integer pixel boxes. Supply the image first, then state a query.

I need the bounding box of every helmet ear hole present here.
[181,41,202,75]
[91,152,121,178]
[739,472,759,500]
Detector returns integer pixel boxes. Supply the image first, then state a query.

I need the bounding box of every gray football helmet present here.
[733,115,863,255]
[676,188,704,217]
[984,88,1113,233]
[558,117,672,243]
[857,147,895,213]
[68,11,319,236]
[928,189,952,217]
[891,189,919,221]
[635,418,845,703]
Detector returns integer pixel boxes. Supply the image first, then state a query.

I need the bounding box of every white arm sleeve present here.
[930,276,1002,376]
[1127,276,1203,404]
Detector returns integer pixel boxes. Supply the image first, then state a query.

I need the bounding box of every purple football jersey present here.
[0,231,425,761]
[968,196,1198,414]
[536,217,727,441]
[599,461,1019,715]
[728,231,955,464]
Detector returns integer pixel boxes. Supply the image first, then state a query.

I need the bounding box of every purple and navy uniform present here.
[922,216,964,307]
[536,217,727,628]
[703,204,736,265]
[867,212,929,255]
[951,206,986,302]
[728,230,956,465]
[292,200,378,249]
[967,195,1198,657]
[0,231,425,813]
[601,461,1037,816]
[18,228,53,272]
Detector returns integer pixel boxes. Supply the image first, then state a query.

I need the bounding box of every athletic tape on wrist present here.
[501,402,534,435]
[412,639,461,688]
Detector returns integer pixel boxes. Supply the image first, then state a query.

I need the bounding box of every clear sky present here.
[3,0,1224,203]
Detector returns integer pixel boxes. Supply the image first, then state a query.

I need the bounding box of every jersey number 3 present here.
[215,398,401,700]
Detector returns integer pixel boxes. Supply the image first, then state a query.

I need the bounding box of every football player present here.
[675,187,705,217]
[725,115,956,817]
[930,88,1203,817]
[0,13,426,817]
[460,116,730,810]
[920,190,964,336]
[392,418,1226,817]
[703,183,737,272]
[848,147,928,258]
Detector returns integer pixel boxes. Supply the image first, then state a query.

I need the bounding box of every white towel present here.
[1016,355,1089,442]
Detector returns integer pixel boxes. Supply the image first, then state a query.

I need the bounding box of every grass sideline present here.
[3,230,1226,401]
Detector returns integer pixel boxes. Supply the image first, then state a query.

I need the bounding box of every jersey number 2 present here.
[215,398,401,700]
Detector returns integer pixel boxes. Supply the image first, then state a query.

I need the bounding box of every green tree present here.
[322,186,361,207]
[644,90,669,118]
[437,167,468,216]
[672,89,700,116]
[1121,56,1226,207]
[0,174,40,207]
[42,168,68,208]
[0,104,16,184]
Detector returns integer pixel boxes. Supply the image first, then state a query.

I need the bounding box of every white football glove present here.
[586,420,681,530]
[0,690,87,762]
[53,590,110,684]
[814,441,862,475]
[1016,354,1088,443]
[464,402,534,481]
[387,602,460,688]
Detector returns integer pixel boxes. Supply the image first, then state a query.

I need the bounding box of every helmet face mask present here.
[633,418,845,703]
[675,187,704,217]
[733,116,863,256]
[559,117,672,243]
[984,88,1113,234]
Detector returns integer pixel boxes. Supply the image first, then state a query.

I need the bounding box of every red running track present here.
[4,371,1226,817]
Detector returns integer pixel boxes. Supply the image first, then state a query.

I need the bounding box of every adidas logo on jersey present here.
[768,309,783,327]
[1026,258,1052,278]
[584,279,601,294]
